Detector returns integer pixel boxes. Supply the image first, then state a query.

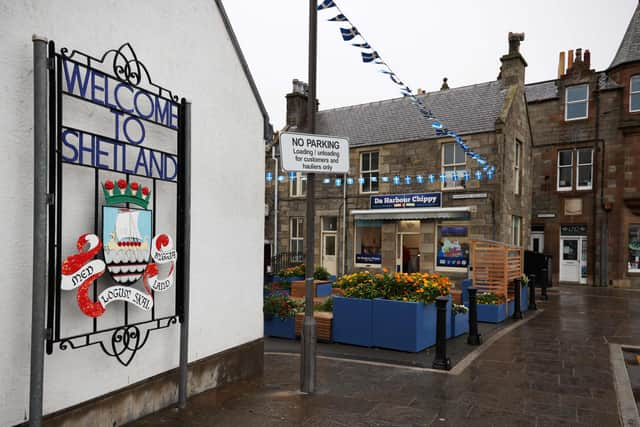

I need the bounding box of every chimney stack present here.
[286,78,309,128]
[499,32,527,87]
[584,49,591,69]
[558,52,566,78]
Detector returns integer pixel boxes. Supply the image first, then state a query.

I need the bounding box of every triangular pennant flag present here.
[352,42,371,48]
[361,51,379,63]
[340,27,359,41]
[329,14,348,22]
[317,0,336,10]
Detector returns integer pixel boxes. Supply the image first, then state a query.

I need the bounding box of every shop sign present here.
[437,226,469,268]
[370,193,442,209]
[451,193,488,200]
[560,224,587,236]
[280,132,349,173]
[355,254,382,264]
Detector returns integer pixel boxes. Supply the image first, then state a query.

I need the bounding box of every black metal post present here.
[178,100,191,408]
[432,296,451,370]
[512,279,523,320]
[29,34,49,427]
[540,266,549,300]
[528,274,537,311]
[301,0,317,394]
[467,288,482,345]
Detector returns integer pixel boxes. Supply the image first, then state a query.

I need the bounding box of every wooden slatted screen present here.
[471,240,523,301]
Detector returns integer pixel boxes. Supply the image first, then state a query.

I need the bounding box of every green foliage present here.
[476,292,503,305]
[279,264,305,278]
[452,304,469,315]
[521,274,529,286]
[314,297,333,312]
[263,294,302,320]
[313,266,331,280]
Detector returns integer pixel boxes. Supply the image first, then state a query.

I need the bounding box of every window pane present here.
[632,93,640,112]
[562,240,578,261]
[323,217,337,231]
[370,152,379,170]
[629,226,640,272]
[324,235,336,256]
[567,85,588,102]
[559,151,572,166]
[362,152,370,170]
[370,175,379,192]
[632,76,640,93]
[454,144,466,163]
[578,165,592,187]
[559,167,572,188]
[567,101,588,119]
[577,149,592,164]
[444,144,454,165]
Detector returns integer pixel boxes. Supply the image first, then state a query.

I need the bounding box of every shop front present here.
[350,192,471,275]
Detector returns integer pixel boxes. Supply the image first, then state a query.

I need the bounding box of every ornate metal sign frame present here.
[45,41,189,366]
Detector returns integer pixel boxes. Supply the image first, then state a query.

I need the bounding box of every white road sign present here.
[280,132,349,174]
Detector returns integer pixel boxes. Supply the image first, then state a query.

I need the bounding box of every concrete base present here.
[30,339,263,427]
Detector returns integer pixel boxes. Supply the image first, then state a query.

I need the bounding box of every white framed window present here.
[512,216,522,246]
[360,151,379,193]
[289,172,306,197]
[576,148,593,190]
[514,140,522,195]
[290,217,304,261]
[557,150,573,191]
[565,84,589,121]
[442,143,466,190]
[631,76,640,112]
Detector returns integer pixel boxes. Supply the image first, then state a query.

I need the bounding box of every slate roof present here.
[315,80,507,148]
[610,2,640,69]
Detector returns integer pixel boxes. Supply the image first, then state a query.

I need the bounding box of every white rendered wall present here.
[0,1,265,425]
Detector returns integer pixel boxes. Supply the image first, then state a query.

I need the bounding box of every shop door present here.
[559,238,580,282]
[396,233,420,273]
[531,232,544,254]
[321,233,337,276]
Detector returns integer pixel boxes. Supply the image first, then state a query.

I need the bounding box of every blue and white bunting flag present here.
[340,27,359,41]
[329,14,348,21]
[317,0,336,10]
[361,51,379,63]
[352,42,371,48]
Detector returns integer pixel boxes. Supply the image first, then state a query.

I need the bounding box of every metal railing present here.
[271,251,305,275]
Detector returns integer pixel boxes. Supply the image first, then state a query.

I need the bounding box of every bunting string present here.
[316,0,495,174]
[266,169,494,185]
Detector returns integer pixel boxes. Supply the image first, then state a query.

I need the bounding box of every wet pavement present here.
[127,286,640,426]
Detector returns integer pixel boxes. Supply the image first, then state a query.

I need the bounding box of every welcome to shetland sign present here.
[370,193,442,209]
[60,57,178,182]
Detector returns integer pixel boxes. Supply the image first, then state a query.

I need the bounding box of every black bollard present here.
[432,296,451,370]
[467,288,482,345]
[528,274,537,311]
[512,279,523,320]
[540,267,549,300]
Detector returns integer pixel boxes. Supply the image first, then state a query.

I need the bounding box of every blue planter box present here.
[332,296,374,347]
[451,312,469,337]
[477,303,509,323]
[264,316,296,339]
[372,298,451,352]
[316,283,333,297]
[264,287,291,297]
[271,275,304,283]
[521,285,528,312]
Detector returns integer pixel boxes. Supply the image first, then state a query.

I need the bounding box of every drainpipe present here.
[595,85,608,287]
[272,146,279,257]
[342,172,347,275]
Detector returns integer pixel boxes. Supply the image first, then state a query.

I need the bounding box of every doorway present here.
[396,234,421,273]
[321,217,338,276]
[559,237,587,284]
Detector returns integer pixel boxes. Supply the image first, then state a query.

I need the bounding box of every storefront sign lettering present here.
[370,193,442,209]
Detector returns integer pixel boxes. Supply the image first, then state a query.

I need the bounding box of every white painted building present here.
[0,1,270,425]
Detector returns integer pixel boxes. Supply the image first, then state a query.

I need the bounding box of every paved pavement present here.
[128,286,640,426]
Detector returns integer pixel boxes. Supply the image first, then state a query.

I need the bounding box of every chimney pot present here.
[558,51,566,78]
[508,32,525,54]
[568,50,574,71]
[575,48,583,63]
[440,78,450,91]
[584,49,591,68]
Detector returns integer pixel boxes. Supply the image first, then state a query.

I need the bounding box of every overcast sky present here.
[223,0,638,130]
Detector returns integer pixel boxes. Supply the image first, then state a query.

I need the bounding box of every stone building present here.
[526,2,640,287]
[266,34,532,283]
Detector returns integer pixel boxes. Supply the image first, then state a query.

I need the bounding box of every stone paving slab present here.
[127,287,640,427]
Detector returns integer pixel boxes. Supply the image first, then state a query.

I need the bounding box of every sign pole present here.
[30,34,49,427]
[301,0,317,394]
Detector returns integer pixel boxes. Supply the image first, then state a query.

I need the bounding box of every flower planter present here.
[332,296,373,347]
[263,287,291,297]
[477,303,509,323]
[451,312,469,337]
[272,275,304,283]
[264,315,296,339]
[521,284,528,312]
[295,312,333,342]
[291,280,332,298]
[372,298,451,352]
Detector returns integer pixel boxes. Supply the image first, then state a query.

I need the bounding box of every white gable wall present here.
[0,1,265,424]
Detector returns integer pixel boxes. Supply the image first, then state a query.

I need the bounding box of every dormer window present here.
[631,76,640,112]
[565,84,589,121]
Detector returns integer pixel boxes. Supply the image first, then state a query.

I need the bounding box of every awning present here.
[351,207,471,221]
